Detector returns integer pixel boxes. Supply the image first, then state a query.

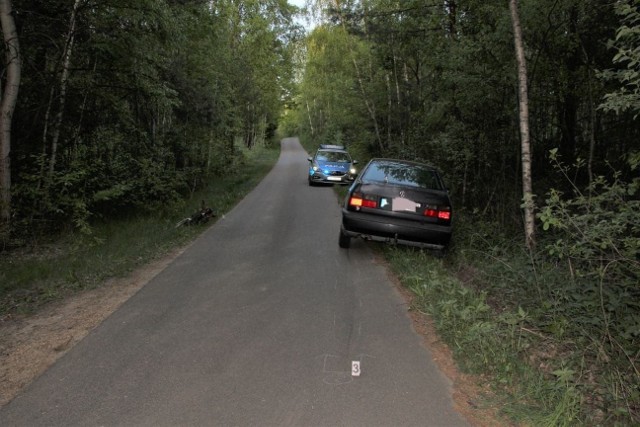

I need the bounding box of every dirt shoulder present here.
[0,247,185,407]
[0,247,503,426]
[382,259,505,427]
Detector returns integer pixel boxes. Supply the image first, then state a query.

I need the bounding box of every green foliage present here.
[295,0,633,222]
[440,194,639,424]
[6,0,298,242]
[539,151,639,297]
[297,25,368,149]
[536,153,640,422]
[599,0,640,117]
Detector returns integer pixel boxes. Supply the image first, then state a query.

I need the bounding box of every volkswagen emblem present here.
[399,190,406,198]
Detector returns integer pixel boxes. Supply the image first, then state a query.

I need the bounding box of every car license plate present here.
[392,197,419,212]
[327,176,342,181]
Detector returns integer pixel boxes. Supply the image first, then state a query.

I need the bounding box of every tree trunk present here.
[581,44,597,188]
[38,86,56,191]
[391,45,404,146]
[48,0,82,181]
[306,100,314,136]
[352,57,383,151]
[386,73,392,147]
[446,0,457,37]
[509,0,535,249]
[0,0,21,229]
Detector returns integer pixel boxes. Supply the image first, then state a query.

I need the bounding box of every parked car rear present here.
[339,158,452,253]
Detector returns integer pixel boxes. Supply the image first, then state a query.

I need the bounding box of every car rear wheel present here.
[338,229,351,248]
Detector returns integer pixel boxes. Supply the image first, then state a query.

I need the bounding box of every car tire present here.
[308,179,315,186]
[339,229,351,248]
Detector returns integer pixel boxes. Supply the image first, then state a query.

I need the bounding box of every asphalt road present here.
[0,138,468,426]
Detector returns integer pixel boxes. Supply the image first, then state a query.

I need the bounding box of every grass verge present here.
[0,144,280,317]
[384,245,580,425]
[382,211,639,426]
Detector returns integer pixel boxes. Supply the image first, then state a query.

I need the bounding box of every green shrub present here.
[537,151,640,422]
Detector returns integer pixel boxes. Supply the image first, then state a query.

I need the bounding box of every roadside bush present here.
[538,151,640,423]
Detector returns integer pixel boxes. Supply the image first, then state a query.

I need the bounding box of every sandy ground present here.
[0,248,504,426]
[0,247,185,408]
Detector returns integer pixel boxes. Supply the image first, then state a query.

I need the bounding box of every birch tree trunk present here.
[386,73,392,147]
[509,0,536,248]
[0,0,21,228]
[306,100,314,136]
[351,58,383,151]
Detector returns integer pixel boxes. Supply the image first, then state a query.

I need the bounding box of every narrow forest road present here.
[0,138,470,426]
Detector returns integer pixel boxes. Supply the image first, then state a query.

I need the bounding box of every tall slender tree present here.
[0,0,20,230]
[46,0,82,184]
[509,0,535,248]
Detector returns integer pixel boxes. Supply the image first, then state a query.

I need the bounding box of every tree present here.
[509,0,535,248]
[0,0,20,231]
[45,0,82,185]
[299,25,364,146]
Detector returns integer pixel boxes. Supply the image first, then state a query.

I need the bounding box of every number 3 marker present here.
[351,361,361,377]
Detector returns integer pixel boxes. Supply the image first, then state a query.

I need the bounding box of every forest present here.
[0,0,302,236]
[1,0,638,424]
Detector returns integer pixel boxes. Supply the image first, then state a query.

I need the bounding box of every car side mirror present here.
[353,160,358,165]
[307,157,312,162]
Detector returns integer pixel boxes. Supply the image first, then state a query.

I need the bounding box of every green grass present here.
[383,244,586,426]
[0,144,280,316]
[381,209,640,426]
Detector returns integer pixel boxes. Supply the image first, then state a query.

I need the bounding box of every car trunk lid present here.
[348,183,451,224]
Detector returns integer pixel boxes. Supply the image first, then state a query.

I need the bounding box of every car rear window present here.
[362,162,443,190]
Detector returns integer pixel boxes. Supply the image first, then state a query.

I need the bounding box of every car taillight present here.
[349,196,363,207]
[349,194,377,208]
[423,206,451,221]
[438,210,451,220]
[423,209,437,218]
